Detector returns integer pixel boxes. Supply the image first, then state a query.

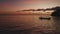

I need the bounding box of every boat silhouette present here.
[39,17,51,20]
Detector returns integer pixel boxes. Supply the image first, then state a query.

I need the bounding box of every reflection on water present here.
[0,15,60,34]
[52,17,60,34]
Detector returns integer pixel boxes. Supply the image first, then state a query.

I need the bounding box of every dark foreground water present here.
[0,15,60,34]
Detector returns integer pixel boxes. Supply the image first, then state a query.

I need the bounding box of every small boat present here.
[39,17,51,20]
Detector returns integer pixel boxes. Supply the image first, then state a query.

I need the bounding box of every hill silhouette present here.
[51,6,60,17]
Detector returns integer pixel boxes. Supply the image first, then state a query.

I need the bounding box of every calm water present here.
[0,14,60,34]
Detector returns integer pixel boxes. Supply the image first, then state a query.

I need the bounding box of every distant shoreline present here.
[0,14,50,16]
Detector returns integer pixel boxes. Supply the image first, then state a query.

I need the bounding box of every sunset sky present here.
[0,0,60,11]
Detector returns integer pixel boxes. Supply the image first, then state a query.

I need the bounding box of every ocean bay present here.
[0,14,58,34]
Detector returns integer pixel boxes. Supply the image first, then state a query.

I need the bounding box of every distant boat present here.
[39,17,51,20]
